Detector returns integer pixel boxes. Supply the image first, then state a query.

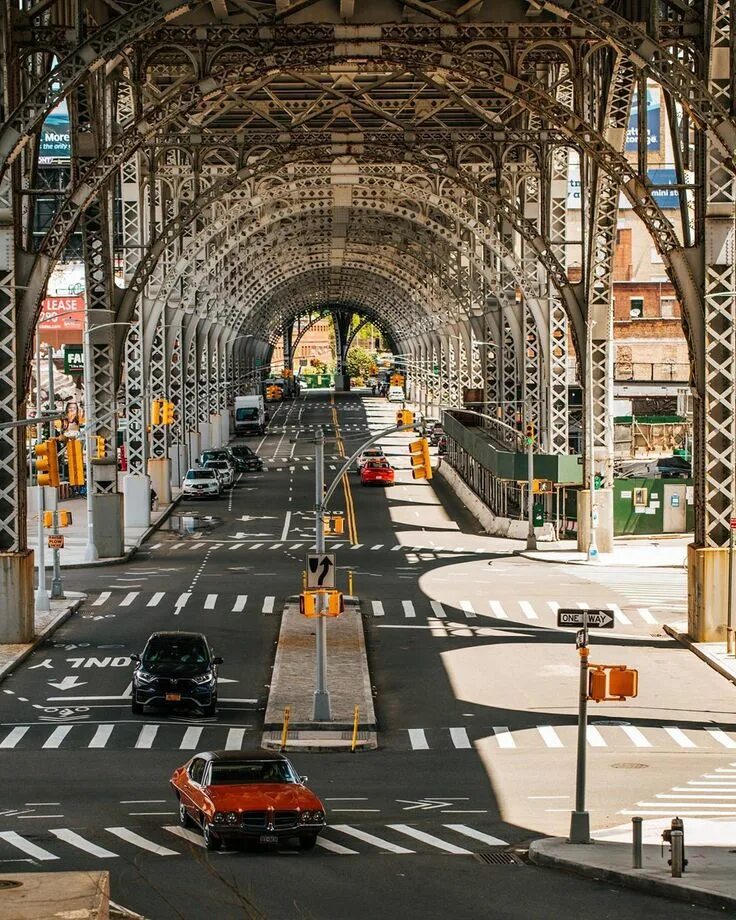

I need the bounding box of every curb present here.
[663,624,736,687]
[59,494,181,569]
[528,839,736,913]
[516,550,687,570]
[0,594,85,683]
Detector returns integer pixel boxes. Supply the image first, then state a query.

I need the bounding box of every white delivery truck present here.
[233,395,266,436]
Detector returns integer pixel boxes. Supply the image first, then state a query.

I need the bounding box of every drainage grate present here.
[474,850,524,866]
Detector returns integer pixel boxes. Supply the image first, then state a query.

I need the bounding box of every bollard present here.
[351,705,359,752]
[671,829,684,877]
[728,628,735,656]
[302,570,307,592]
[348,570,354,597]
[280,705,291,751]
[632,816,643,869]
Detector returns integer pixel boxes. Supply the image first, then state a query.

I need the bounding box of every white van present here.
[387,386,405,403]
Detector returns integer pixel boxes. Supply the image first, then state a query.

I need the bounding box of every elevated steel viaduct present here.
[0,0,733,640]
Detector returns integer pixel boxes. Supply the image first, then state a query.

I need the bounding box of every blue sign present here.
[626,87,660,153]
[648,168,680,210]
[39,100,70,163]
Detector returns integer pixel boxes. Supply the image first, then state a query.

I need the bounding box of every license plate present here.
[165,693,181,701]
[259,834,279,845]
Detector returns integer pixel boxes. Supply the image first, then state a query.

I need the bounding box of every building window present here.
[630,297,644,319]
[661,297,677,318]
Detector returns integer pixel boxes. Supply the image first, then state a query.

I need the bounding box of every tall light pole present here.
[586,318,599,562]
[34,334,50,612]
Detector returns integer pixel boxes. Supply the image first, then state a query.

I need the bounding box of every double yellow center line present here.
[330,396,358,545]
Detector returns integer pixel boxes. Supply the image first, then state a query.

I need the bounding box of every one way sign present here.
[306,553,336,588]
[556,608,615,629]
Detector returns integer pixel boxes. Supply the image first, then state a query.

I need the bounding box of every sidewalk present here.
[0,591,85,681]
[663,623,736,687]
[520,536,690,569]
[529,832,736,912]
[27,487,180,568]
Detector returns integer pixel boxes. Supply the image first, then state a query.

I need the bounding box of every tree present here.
[345,347,376,381]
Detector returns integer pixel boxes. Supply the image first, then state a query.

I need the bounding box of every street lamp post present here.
[34,334,50,612]
[585,319,599,562]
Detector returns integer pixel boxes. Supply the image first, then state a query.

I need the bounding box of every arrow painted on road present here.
[233,532,276,539]
[48,675,88,691]
[238,515,278,522]
[217,677,238,684]
[396,799,458,811]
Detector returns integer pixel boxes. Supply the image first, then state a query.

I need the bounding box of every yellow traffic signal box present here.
[34,439,60,488]
[409,438,433,481]
[151,399,163,425]
[162,400,175,425]
[396,409,414,427]
[525,423,535,444]
[95,436,106,459]
[299,589,344,618]
[66,438,85,486]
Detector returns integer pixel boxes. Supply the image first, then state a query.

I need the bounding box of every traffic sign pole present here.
[570,613,591,844]
[312,428,331,721]
[728,513,735,654]
[48,348,64,600]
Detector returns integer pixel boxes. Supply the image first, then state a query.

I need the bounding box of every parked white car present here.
[203,459,235,488]
[182,468,221,499]
[387,385,405,402]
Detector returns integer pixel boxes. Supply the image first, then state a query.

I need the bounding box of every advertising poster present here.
[39,98,70,164]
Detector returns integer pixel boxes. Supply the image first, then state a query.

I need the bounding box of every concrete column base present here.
[199,422,210,452]
[148,457,172,505]
[209,414,221,448]
[0,551,34,642]
[170,442,188,488]
[123,474,151,529]
[188,430,201,465]
[92,493,124,558]
[576,489,614,554]
[688,544,733,641]
[220,413,230,445]
[334,373,350,392]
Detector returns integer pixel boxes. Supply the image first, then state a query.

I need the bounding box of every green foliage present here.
[345,347,376,380]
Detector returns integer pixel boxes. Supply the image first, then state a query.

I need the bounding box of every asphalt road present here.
[0,391,728,919]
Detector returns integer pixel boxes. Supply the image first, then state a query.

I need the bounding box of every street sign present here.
[63,345,83,375]
[556,608,615,629]
[730,517,736,530]
[48,534,64,549]
[306,553,335,588]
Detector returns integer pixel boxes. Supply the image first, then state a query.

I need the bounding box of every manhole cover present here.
[0,880,22,890]
[611,763,649,769]
[474,851,524,865]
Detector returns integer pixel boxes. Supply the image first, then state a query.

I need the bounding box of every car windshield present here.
[230,446,255,458]
[206,461,228,469]
[143,636,208,668]
[236,408,258,420]
[366,461,389,470]
[210,760,296,785]
[187,469,216,480]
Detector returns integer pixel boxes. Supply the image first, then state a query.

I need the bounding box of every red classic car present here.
[360,459,395,486]
[170,750,326,851]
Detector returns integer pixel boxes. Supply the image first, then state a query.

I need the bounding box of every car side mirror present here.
[300,775,308,784]
[130,653,140,663]
[213,656,223,665]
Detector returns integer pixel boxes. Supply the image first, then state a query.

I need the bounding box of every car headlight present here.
[300,810,325,824]
[214,812,225,824]
[226,812,239,824]
[136,670,156,684]
[192,671,215,685]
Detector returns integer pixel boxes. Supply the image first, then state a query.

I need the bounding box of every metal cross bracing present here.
[0,0,733,640]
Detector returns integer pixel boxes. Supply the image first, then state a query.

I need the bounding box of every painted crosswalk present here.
[0,722,260,752]
[86,590,280,615]
[619,759,736,818]
[576,569,687,615]
[0,822,511,863]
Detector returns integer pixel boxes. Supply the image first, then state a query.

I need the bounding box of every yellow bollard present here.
[281,705,291,751]
[348,570,354,597]
[302,570,307,592]
[351,704,360,752]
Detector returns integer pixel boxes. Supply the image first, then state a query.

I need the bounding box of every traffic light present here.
[525,423,535,445]
[299,589,344,618]
[34,439,60,488]
[162,400,175,425]
[151,399,162,425]
[66,438,85,486]
[409,438,433,481]
[58,510,73,527]
[95,436,106,459]
[43,511,53,528]
[396,409,414,427]
[588,664,639,702]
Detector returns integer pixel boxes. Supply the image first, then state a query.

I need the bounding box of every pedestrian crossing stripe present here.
[619,759,736,818]
[0,823,511,862]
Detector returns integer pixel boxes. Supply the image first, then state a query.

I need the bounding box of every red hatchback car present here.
[360,459,395,486]
[171,750,326,851]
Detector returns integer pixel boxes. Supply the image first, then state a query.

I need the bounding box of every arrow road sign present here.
[48,675,88,691]
[306,553,335,588]
[556,608,615,629]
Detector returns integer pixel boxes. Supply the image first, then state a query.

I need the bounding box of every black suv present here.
[229,444,263,472]
[131,632,222,716]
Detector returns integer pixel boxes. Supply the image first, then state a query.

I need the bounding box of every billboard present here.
[39,295,84,330]
[567,160,681,211]
[39,99,70,164]
[626,87,661,154]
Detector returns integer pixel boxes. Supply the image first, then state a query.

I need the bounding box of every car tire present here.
[131,699,143,715]
[178,800,193,828]
[299,835,318,851]
[202,820,220,851]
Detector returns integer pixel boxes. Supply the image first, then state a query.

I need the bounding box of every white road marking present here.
[586,726,607,747]
[0,831,58,860]
[620,725,652,748]
[135,725,158,749]
[204,594,217,610]
[43,726,72,749]
[89,725,114,749]
[606,603,632,626]
[163,826,205,848]
[664,726,697,748]
[537,726,564,748]
[106,827,179,856]
[229,543,244,550]
[460,601,476,619]
[547,601,559,615]
[225,728,245,750]
[289,544,303,550]
[331,825,414,854]
[180,727,203,750]
[92,592,111,607]
[443,825,509,846]
[190,542,205,550]
[408,729,428,750]
[175,593,191,609]
[250,543,263,550]
[169,542,185,550]
[388,824,471,854]
[489,601,508,620]
[147,592,165,608]
[402,601,416,619]
[707,728,736,749]
[450,727,471,749]
[232,595,247,612]
[519,601,538,620]
[316,836,358,855]
[119,592,138,607]
[430,601,446,618]
[637,607,658,625]
[262,596,275,614]
[50,828,117,859]
[492,726,516,749]
[371,545,383,550]
[371,601,385,617]
[0,727,29,748]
